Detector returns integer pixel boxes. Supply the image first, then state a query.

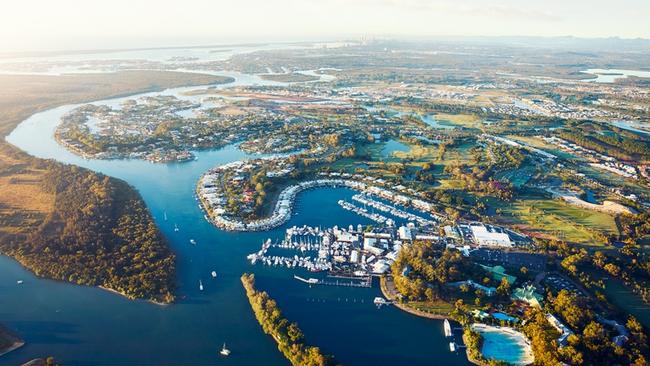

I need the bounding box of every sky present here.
[0,0,649,52]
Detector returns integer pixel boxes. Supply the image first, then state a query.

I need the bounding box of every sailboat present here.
[220,343,231,356]
[199,280,204,291]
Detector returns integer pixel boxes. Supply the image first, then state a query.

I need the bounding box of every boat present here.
[211,271,217,278]
[190,239,197,245]
[220,343,231,356]
[16,280,23,284]
[373,297,388,306]
[444,319,452,337]
[449,342,456,352]
[174,224,179,232]
[163,211,167,221]
[199,280,204,291]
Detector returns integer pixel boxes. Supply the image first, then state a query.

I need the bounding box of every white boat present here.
[174,224,179,232]
[220,343,231,356]
[16,280,23,284]
[449,342,456,352]
[444,319,452,337]
[199,280,204,291]
[190,239,197,245]
[163,211,167,221]
[373,297,388,305]
[211,271,217,278]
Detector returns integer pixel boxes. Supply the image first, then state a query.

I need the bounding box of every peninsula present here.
[0,71,227,303]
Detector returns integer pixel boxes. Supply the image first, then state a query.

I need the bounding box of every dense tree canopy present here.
[0,163,176,303]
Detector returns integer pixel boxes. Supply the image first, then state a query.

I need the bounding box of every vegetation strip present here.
[241,273,339,366]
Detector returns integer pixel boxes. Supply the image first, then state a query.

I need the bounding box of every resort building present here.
[512,285,543,308]
[470,225,513,247]
[546,313,574,347]
[479,264,517,285]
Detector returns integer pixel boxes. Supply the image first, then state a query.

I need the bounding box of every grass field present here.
[406,300,455,315]
[499,195,619,246]
[434,113,484,129]
[493,166,536,188]
[392,143,440,165]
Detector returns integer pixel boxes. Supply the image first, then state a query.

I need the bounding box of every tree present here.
[496,277,511,297]
[582,321,607,353]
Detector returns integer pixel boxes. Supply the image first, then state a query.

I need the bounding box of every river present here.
[1,74,470,366]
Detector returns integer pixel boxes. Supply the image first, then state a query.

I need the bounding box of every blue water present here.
[421,115,456,130]
[381,140,410,158]
[363,105,456,130]
[1,80,471,366]
[473,326,531,366]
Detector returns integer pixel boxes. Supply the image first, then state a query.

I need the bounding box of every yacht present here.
[211,271,217,278]
[190,239,197,245]
[199,280,204,291]
[220,343,231,356]
[174,224,179,232]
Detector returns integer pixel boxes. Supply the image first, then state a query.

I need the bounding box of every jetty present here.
[294,274,372,288]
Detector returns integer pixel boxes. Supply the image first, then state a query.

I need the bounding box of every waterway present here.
[1,75,470,365]
[580,68,650,83]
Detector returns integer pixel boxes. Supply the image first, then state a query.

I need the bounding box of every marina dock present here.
[294,274,372,288]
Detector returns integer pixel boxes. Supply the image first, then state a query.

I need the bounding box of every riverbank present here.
[379,276,449,320]
[462,332,489,366]
[98,286,170,306]
[0,325,24,357]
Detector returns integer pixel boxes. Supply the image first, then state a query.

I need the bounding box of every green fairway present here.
[499,196,619,246]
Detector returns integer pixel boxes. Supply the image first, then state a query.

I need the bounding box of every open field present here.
[434,113,484,129]
[498,195,619,246]
[393,143,440,165]
[406,300,455,316]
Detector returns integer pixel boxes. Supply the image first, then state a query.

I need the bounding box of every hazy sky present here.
[1,0,649,51]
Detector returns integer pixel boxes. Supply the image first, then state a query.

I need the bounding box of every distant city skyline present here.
[1,0,649,52]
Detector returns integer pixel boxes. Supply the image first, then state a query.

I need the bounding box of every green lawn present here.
[406,300,455,315]
[499,196,619,246]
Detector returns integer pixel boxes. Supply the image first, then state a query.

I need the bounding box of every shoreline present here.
[0,340,25,357]
[379,276,448,320]
[97,286,170,306]
[462,333,489,366]
[199,178,370,232]
[0,324,25,358]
